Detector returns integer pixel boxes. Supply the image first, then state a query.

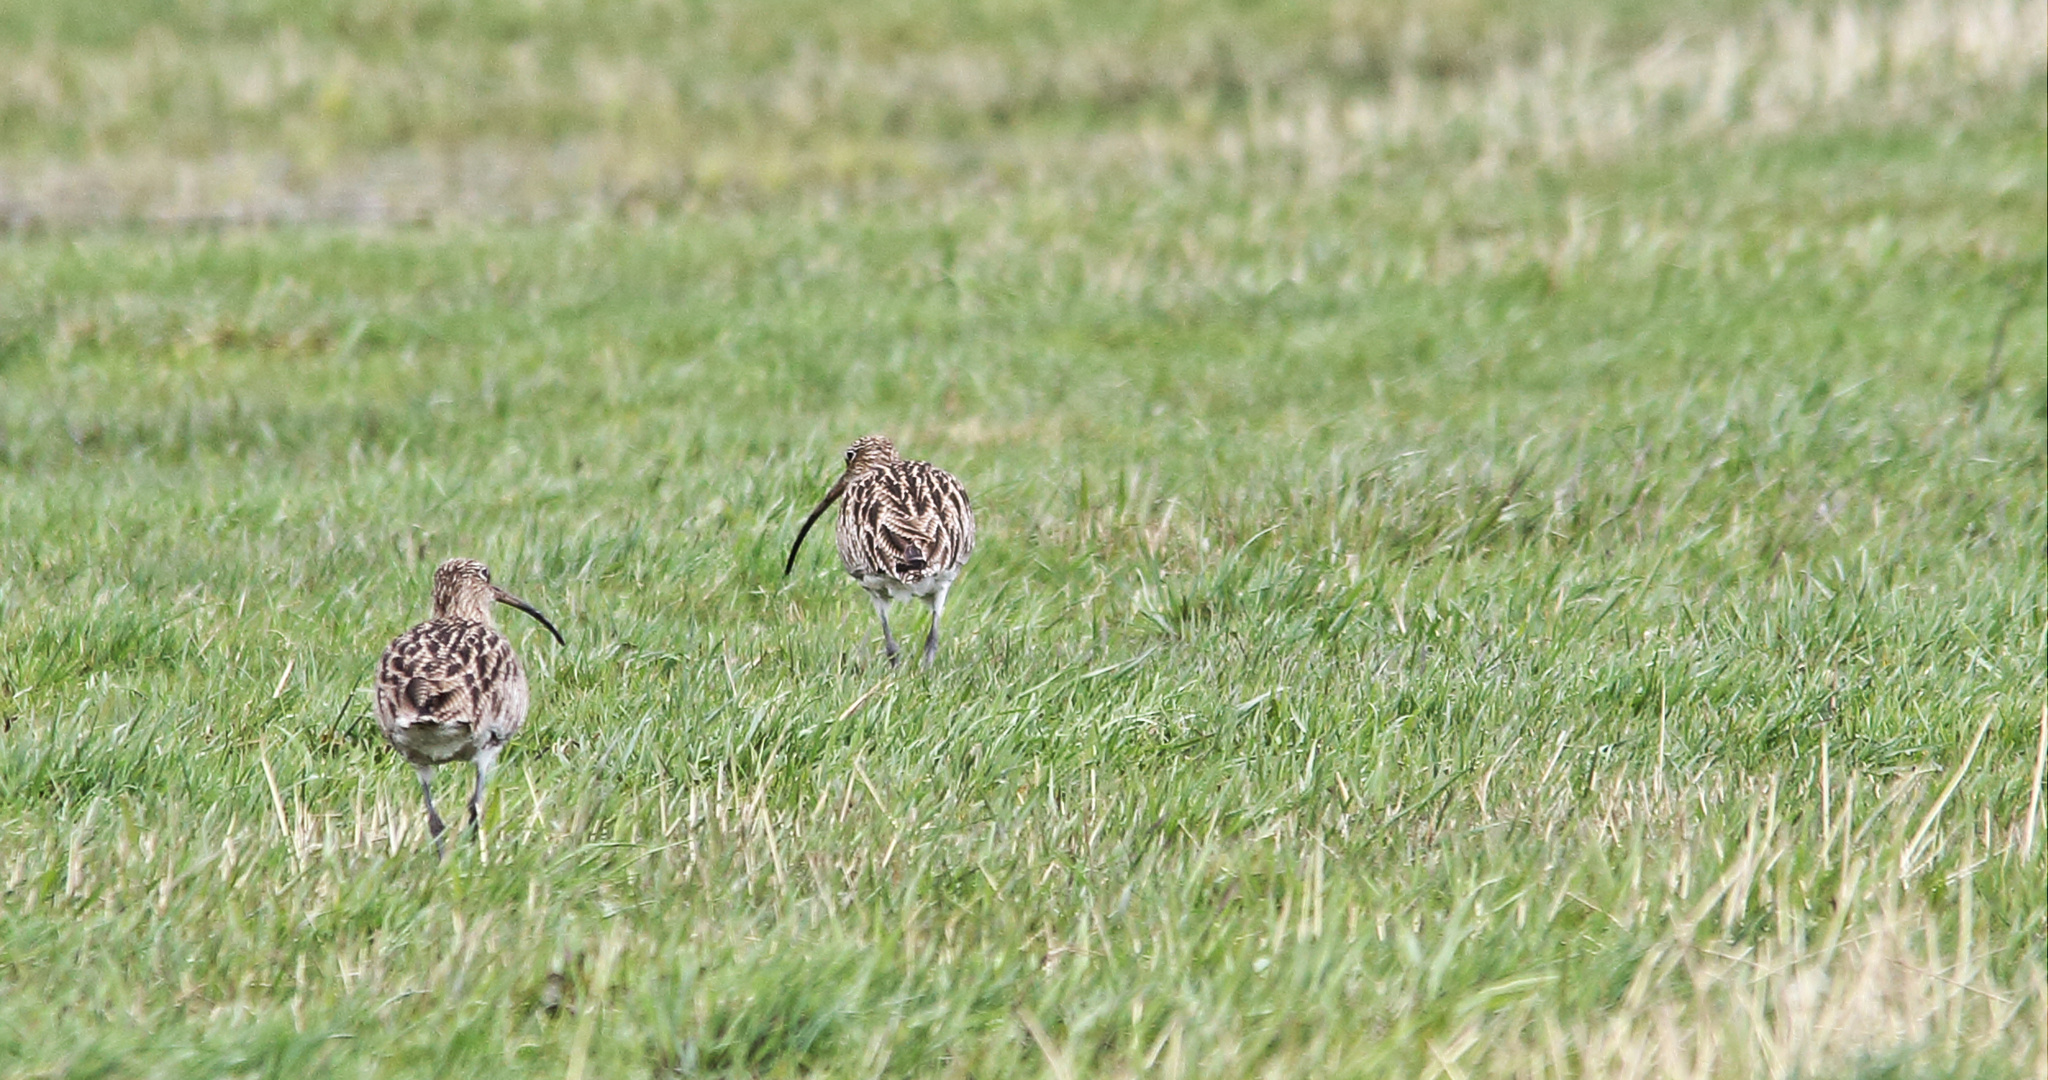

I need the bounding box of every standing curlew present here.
[374,558,564,847]
[786,435,976,665]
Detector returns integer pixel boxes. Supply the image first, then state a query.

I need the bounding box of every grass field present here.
[1,0,2044,1077]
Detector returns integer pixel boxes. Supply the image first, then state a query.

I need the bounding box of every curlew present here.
[785,435,976,665]
[374,558,564,846]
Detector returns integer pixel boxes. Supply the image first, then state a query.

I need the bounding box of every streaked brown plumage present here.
[786,435,975,664]
[374,558,564,846]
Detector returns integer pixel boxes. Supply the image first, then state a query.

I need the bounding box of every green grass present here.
[0,1,2044,1077]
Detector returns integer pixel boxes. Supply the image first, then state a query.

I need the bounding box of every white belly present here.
[858,567,956,601]
[389,719,483,764]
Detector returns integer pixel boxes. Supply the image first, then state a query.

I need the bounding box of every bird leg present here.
[870,593,901,667]
[416,763,447,848]
[467,749,500,836]
[921,585,950,665]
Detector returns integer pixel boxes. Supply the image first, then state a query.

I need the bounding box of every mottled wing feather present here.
[834,459,975,583]
[374,619,530,764]
[404,673,461,712]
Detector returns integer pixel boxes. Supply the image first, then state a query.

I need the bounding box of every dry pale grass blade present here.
[1900,710,1994,876]
[1550,897,2027,1079]
[2024,701,2046,859]
[1267,0,2047,171]
[1446,775,2040,1079]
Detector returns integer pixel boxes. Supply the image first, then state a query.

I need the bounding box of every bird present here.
[374,558,564,847]
[785,435,975,665]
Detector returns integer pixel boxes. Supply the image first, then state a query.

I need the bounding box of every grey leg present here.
[416,763,447,849]
[467,749,500,836]
[871,593,901,666]
[922,585,950,664]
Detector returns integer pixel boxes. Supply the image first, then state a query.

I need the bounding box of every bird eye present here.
[844,448,855,463]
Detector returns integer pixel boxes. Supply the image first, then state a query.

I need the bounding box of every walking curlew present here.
[785,435,976,665]
[374,558,564,847]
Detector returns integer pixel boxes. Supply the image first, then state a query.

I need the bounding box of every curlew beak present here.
[492,586,566,645]
[785,472,848,576]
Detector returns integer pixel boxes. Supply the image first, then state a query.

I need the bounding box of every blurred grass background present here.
[0,0,1780,153]
[4,0,2039,222]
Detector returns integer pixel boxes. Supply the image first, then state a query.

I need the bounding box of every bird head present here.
[785,434,899,576]
[429,558,565,644]
[840,434,899,475]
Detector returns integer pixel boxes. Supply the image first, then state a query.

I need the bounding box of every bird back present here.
[375,619,530,752]
[834,458,975,583]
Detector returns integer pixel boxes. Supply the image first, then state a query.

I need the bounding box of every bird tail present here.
[895,545,929,577]
[406,677,453,714]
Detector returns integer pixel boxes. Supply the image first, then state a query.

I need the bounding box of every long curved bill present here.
[785,474,848,576]
[493,586,567,645]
